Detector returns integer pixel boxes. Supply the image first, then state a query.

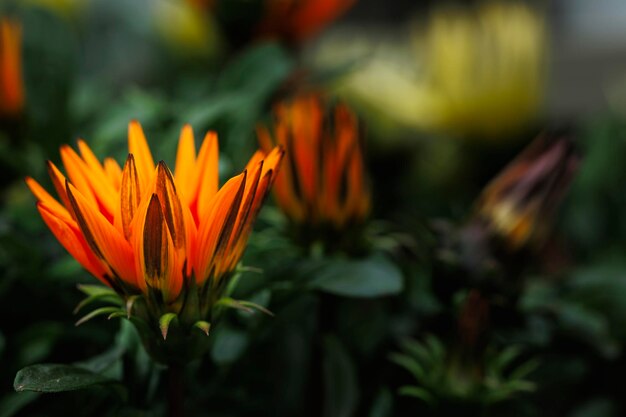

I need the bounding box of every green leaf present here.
[398,386,435,404]
[323,336,359,417]
[0,392,39,417]
[389,353,425,382]
[216,42,294,98]
[368,388,393,417]
[308,255,403,298]
[74,346,126,374]
[14,364,118,393]
[211,326,248,365]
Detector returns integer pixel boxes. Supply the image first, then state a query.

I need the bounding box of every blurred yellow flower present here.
[154,0,219,56]
[0,18,24,118]
[320,2,546,139]
[421,2,546,138]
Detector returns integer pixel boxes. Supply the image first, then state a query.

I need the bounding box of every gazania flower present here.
[256,0,356,43]
[257,93,369,247]
[475,131,580,250]
[27,121,283,358]
[0,18,24,117]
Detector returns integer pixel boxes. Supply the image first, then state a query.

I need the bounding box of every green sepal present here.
[73,293,123,314]
[236,300,274,317]
[125,295,140,319]
[107,311,127,320]
[159,313,178,340]
[77,284,117,297]
[215,297,253,314]
[193,321,211,336]
[215,297,274,316]
[75,307,125,326]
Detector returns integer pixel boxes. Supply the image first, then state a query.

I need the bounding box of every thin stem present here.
[167,364,185,417]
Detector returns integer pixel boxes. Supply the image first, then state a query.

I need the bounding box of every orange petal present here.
[174,124,197,205]
[135,194,181,303]
[46,161,75,218]
[66,180,137,288]
[37,202,108,285]
[103,157,122,190]
[60,145,97,206]
[0,19,24,115]
[155,161,186,251]
[256,125,275,153]
[118,154,142,240]
[192,131,219,222]
[194,172,245,283]
[60,144,117,220]
[128,121,155,191]
[26,176,72,223]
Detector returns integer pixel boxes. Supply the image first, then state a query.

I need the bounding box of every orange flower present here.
[257,0,356,43]
[0,18,24,117]
[258,94,369,234]
[476,131,580,249]
[27,121,283,314]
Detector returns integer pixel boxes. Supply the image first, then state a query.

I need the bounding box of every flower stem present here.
[167,364,185,417]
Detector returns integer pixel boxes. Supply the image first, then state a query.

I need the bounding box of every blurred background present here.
[2,0,626,416]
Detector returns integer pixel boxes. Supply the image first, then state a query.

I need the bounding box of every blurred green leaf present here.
[0,392,39,417]
[216,42,293,98]
[323,336,359,417]
[308,255,403,297]
[368,388,393,417]
[211,325,248,365]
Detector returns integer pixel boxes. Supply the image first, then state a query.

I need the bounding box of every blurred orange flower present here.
[257,0,356,43]
[476,132,580,249]
[27,121,283,312]
[258,93,369,232]
[0,18,24,117]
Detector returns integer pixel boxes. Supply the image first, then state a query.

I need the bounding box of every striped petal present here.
[155,161,186,252]
[194,172,245,284]
[66,180,137,288]
[117,154,142,240]
[134,194,181,303]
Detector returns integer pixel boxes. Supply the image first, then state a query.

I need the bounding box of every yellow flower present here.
[257,93,369,239]
[420,2,546,138]
[319,1,546,139]
[153,0,219,56]
[475,131,579,249]
[27,121,283,318]
[0,18,24,117]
